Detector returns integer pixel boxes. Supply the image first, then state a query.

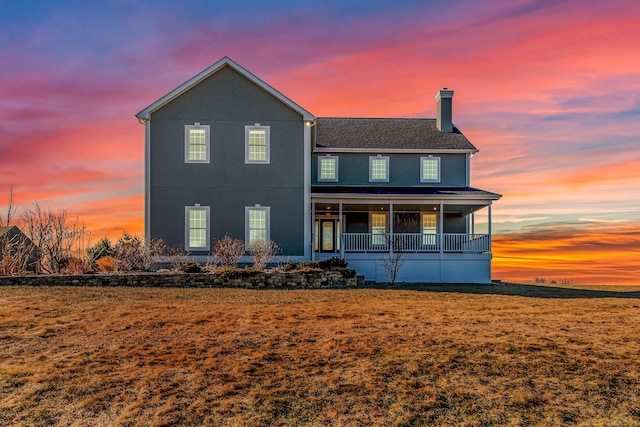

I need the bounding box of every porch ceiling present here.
[314,202,487,216]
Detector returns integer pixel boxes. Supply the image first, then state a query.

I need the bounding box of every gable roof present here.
[314,118,477,152]
[136,56,314,121]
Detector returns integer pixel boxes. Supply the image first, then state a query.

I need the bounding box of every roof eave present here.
[314,147,479,154]
[135,56,315,122]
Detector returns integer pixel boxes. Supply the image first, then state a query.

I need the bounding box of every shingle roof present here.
[314,118,477,151]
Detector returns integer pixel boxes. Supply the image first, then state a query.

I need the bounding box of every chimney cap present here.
[435,88,454,101]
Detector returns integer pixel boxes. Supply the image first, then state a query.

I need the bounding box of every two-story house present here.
[136,57,501,283]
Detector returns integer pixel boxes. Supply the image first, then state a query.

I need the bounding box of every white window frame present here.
[245,206,271,248]
[185,205,210,251]
[245,124,270,164]
[370,212,388,246]
[420,156,441,183]
[421,213,438,246]
[185,124,210,163]
[369,155,389,182]
[318,155,339,182]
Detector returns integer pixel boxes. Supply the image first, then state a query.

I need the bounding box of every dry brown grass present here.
[1,284,640,426]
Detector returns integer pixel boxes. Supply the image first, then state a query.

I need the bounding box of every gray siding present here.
[312,153,468,187]
[149,65,305,255]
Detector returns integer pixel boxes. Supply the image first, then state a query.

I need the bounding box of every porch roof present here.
[311,186,501,200]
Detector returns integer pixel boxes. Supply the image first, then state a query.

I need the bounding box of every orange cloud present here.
[493,220,640,285]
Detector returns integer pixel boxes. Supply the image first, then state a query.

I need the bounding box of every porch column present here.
[389,202,393,254]
[471,212,475,238]
[488,202,492,253]
[311,202,316,261]
[439,202,444,253]
[339,201,344,258]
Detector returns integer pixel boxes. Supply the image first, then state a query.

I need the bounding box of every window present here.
[369,156,389,182]
[245,206,270,247]
[421,156,441,182]
[371,212,387,245]
[185,206,210,250]
[318,156,338,182]
[245,125,270,163]
[185,124,210,163]
[422,213,437,246]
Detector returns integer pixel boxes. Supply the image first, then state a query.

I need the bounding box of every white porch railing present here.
[339,233,490,253]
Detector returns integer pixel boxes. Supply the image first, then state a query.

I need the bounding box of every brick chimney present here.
[436,88,454,132]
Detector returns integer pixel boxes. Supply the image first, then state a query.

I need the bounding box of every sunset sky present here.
[1,0,639,284]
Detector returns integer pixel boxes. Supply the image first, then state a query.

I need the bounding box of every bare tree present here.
[21,202,86,273]
[380,252,405,286]
[379,234,406,286]
[0,186,16,227]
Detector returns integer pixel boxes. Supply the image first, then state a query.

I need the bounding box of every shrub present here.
[181,262,201,273]
[95,256,116,272]
[87,237,112,268]
[295,267,324,275]
[166,245,190,271]
[212,235,245,267]
[338,268,357,279]
[113,232,145,271]
[213,267,259,281]
[282,262,298,271]
[318,257,348,270]
[297,260,320,269]
[249,240,278,271]
[142,238,167,271]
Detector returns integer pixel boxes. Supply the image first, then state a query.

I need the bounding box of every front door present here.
[315,219,341,252]
[320,219,336,252]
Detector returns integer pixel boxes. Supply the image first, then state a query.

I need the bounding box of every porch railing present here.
[339,233,490,253]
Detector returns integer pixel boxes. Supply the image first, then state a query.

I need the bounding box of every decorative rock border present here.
[0,269,358,289]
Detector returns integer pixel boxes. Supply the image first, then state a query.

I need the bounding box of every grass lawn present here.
[1,284,640,426]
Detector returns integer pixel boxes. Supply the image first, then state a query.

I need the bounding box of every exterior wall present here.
[312,152,468,187]
[149,65,306,255]
[317,253,492,283]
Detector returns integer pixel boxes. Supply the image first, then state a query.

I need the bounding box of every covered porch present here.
[311,201,494,257]
[310,191,499,283]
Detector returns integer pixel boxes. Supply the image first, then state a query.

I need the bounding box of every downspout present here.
[311,202,316,261]
[304,120,313,259]
[339,201,344,258]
